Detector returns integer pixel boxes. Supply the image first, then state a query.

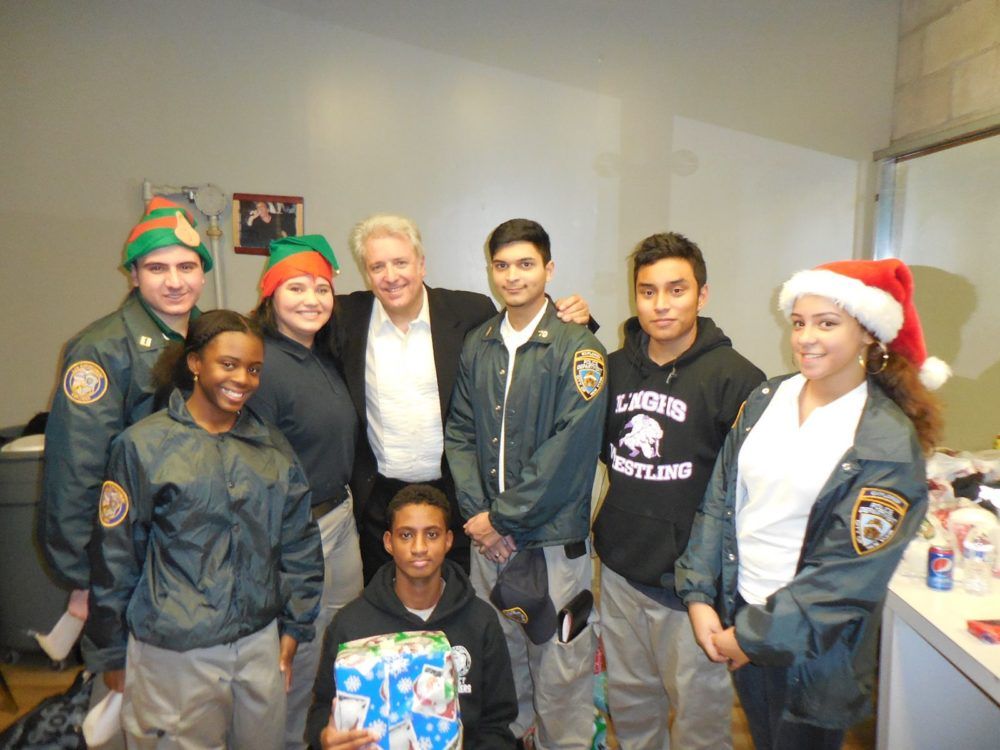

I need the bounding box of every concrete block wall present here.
[893,0,1000,141]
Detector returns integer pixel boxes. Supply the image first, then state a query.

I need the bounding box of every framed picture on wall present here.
[232,193,304,255]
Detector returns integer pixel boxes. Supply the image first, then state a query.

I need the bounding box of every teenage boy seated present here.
[306,484,517,749]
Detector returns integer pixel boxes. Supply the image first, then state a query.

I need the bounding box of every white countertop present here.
[887,573,1000,703]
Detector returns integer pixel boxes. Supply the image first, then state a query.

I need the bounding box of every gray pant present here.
[283,495,363,749]
[122,621,284,750]
[600,565,733,750]
[471,544,595,750]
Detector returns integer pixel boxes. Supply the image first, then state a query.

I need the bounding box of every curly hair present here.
[386,483,451,530]
[152,310,262,407]
[864,344,943,454]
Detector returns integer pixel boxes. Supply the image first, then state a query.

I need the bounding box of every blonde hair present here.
[348,214,424,266]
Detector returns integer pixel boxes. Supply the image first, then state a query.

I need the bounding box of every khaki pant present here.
[122,621,284,750]
[471,544,595,750]
[284,495,363,750]
[600,565,733,750]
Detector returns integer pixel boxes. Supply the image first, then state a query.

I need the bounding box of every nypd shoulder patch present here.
[573,349,606,401]
[63,361,109,405]
[501,606,530,625]
[99,480,130,528]
[851,487,909,556]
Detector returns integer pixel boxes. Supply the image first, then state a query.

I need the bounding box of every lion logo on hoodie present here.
[619,414,663,459]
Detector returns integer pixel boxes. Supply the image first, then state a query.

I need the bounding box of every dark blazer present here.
[330,285,498,511]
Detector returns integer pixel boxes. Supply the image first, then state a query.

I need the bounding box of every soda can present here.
[927,545,954,591]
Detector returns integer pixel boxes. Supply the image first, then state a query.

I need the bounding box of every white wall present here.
[0,0,900,426]
[891,134,1000,449]
[668,116,867,376]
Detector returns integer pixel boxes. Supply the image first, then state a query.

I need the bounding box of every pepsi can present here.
[927,545,954,591]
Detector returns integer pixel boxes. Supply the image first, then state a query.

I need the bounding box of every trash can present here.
[0,429,68,659]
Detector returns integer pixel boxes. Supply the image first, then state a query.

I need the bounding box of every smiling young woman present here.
[677,258,946,750]
[185,328,263,431]
[85,309,323,750]
[248,235,363,749]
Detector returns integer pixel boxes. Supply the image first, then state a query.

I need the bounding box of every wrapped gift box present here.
[334,630,463,749]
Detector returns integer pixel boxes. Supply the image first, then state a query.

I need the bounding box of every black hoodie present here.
[594,316,764,592]
[306,559,517,749]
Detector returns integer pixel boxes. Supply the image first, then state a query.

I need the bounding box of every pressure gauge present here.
[193,184,227,217]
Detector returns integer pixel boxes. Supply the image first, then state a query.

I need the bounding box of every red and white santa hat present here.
[778,258,951,390]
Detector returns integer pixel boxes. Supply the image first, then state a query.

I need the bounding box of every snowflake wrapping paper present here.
[333,630,463,749]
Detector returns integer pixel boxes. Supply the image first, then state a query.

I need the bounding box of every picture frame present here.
[232,193,304,255]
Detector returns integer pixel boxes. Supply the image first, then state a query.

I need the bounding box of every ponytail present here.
[865,347,943,455]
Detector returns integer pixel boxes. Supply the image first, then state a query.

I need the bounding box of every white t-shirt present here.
[735,375,867,605]
[404,580,446,621]
[497,304,547,493]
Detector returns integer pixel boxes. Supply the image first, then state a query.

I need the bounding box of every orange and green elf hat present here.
[122,197,213,271]
[259,235,340,298]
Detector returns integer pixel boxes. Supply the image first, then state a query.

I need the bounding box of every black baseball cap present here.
[489,547,558,645]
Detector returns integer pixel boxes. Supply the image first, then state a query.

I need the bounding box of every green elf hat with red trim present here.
[259,235,340,298]
[123,197,213,271]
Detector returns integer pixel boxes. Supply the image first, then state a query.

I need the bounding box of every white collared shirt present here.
[365,287,443,482]
[497,303,548,492]
[735,374,868,605]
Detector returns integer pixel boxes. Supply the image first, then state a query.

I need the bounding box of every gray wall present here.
[890,134,1000,450]
[0,0,900,427]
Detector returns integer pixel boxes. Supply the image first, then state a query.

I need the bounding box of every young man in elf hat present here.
[592,232,764,750]
[248,235,365,750]
[444,218,606,748]
[41,197,211,615]
[39,196,210,749]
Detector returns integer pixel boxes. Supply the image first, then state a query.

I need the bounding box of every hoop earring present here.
[859,341,889,375]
